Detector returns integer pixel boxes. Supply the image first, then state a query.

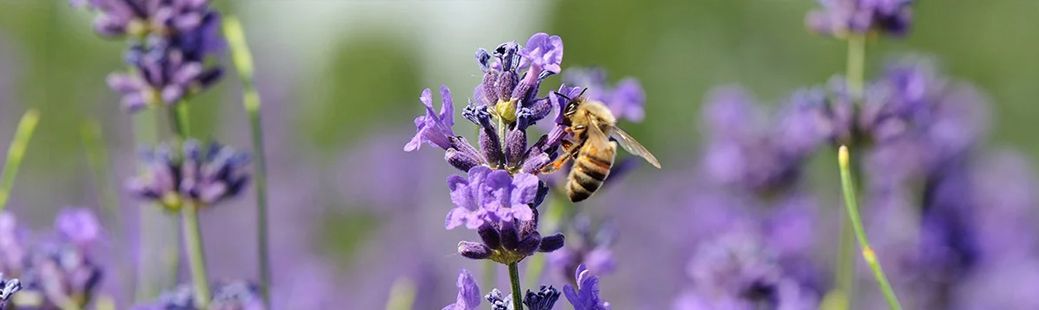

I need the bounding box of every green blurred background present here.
[0,0,1036,308]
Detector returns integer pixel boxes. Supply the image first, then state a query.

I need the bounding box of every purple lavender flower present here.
[449,168,562,264]
[443,269,480,310]
[485,288,513,310]
[75,0,224,42]
[674,230,819,310]
[523,285,561,310]
[0,210,103,309]
[563,68,646,122]
[135,281,264,310]
[405,87,457,152]
[699,86,818,192]
[128,140,251,210]
[563,264,610,310]
[806,0,913,37]
[76,0,224,112]
[55,208,102,248]
[107,40,223,112]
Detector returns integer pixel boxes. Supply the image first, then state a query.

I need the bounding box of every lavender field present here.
[0,0,1038,309]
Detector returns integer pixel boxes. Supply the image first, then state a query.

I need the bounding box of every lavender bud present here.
[478,224,502,250]
[445,149,480,172]
[538,233,565,253]
[517,231,542,256]
[504,128,527,167]
[500,222,520,251]
[480,128,505,167]
[458,241,492,260]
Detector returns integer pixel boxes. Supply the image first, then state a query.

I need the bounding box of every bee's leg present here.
[541,140,579,174]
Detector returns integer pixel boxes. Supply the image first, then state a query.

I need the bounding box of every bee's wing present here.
[609,126,661,168]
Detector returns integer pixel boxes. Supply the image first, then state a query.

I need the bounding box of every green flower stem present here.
[837,146,902,310]
[0,109,39,211]
[833,34,867,309]
[508,262,524,310]
[223,16,272,305]
[384,277,416,310]
[846,35,866,99]
[181,201,212,309]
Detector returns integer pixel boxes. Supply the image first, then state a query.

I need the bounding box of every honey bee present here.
[542,93,661,202]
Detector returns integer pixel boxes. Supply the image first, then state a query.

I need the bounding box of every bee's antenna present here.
[577,87,588,98]
[552,91,573,102]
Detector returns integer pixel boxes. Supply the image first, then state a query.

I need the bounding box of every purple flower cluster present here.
[444,267,607,310]
[674,229,818,309]
[75,0,224,112]
[133,281,264,310]
[806,0,913,37]
[547,216,616,283]
[563,68,646,123]
[128,140,251,210]
[406,33,578,264]
[0,209,102,309]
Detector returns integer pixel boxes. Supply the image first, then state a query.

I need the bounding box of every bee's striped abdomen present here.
[567,142,616,202]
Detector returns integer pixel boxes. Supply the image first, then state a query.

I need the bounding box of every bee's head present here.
[555,88,589,123]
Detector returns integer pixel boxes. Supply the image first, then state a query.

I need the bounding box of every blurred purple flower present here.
[806,0,913,37]
[548,216,616,283]
[0,210,103,309]
[108,40,223,112]
[55,208,102,248]
[128,140,251,209]
[563,68,646,122]
[674,230,819,310]
[443,269,480,310]
[134,281,264,310]
[77,0,225,113]
[563,264,610,310]
[699,86,814,192]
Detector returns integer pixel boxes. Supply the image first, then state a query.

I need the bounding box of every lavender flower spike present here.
[444,270,481,310]
[129,140,251,210]
[806,0,913,38]
[406,86,456,152]
[564,264,610,310]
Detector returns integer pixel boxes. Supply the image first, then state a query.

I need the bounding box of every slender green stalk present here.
[0,109,40,211]
[837,146,902,310]
[846,35,866,99]
[833,35,867,309]
[223,16,272,305]
[508,262,524,310]
[181,201,211,309]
